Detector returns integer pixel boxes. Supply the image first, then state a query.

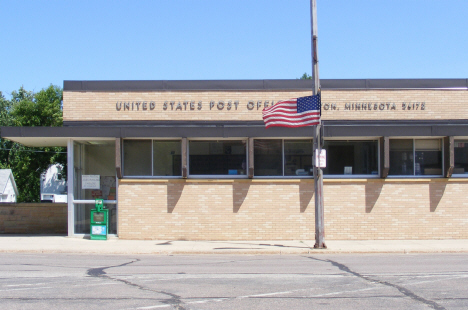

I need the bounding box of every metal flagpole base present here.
[314,242,327,249]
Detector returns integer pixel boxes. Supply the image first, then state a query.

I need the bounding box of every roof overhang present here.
[3,120,468,148]
[0,127,119,147]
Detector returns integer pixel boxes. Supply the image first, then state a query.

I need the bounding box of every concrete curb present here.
[3,249,468,255]
[1,236,468,255]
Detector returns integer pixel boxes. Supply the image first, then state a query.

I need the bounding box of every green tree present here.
[0,85,66,202]
[0,91,12,126]
[11,85,63,127]
[300,73,312,79]
[0,91,14,169]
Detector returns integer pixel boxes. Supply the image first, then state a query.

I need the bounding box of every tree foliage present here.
[300,73,312,79]
[0,85,66,202]
[11,85,63,127]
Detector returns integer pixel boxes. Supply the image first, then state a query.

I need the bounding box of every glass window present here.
[254,139,282,176]
[123,140,182,177]
[189,140,247,176]
[454,140,468,175]
[123,140,152,176]
[389,139,442,176]
[389,139,414,175]
[73,140,117,200]
[323,140,378,176]
[254,139,313,177]
[153,141,181,176]
[284,140,313,176]
[75,203,117,235]
[415,140,442,175]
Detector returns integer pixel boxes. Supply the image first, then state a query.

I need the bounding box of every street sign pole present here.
[311,0,326,248]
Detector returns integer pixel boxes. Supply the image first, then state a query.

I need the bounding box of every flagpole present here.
[311,0,326,248]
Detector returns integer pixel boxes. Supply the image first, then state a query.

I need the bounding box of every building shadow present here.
[429,181,447,212]
[233,182,250,213]
[299,181,314,213]
[167,182,184,213]
[365,181,383,213]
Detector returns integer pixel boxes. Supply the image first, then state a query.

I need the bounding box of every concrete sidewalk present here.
[1,236,468,254]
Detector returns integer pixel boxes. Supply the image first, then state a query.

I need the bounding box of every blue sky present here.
[1,0,467,96]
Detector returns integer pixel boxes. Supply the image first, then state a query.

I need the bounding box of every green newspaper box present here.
[90,198,108,240]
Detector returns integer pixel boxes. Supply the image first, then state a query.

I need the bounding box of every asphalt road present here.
[1,253,467,310]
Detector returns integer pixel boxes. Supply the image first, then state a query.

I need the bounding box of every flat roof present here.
[64,79,468,92]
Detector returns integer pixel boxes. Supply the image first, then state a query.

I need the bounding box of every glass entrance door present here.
[72,140,117,235]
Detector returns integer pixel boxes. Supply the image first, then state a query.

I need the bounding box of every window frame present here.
[253,138,314,179]
[452,138,468,177]
[322,138,381,179]
[388,138,444,178]
[122,138,183,178]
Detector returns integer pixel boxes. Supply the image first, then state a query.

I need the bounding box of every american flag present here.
[262,95,321,128]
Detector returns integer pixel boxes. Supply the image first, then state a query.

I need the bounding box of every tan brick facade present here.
[324,179,468,240]
[118,180,314,240]
[63,89,468,122]
[63,85,468,240]
[117,179,468,240]
[63,90,312,122]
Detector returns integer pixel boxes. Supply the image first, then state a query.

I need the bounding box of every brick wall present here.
[117,179,468,240]
[64,87,468,240]
[118,180,313,240]
[63,89,467,122]
[0,203,67,234]
[324,179,468,240]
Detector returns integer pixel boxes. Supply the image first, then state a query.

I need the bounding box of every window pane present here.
[124,140,152,176]
[284,140,313,176]
[389,139,442,176]
[323,140,378,175]
[73,141,116,199]
[75,203,117,234]
[415,139,442,175]
[415,139,440,150]
[189,140,246,175]
[153,141,181,176]
[74,203,92,234]
[389,139,414,175]
[254,139,282,176]
[454,140,468,174]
